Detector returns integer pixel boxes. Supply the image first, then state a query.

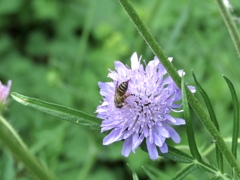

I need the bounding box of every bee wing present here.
[114,81,119,95]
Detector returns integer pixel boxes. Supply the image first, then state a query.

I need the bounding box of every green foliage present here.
[11,92,101,131]
[141,142,194,163]
[1,0,240,179]
[181,76,202,162]
[223,76,239,160]
[192,72,223,172]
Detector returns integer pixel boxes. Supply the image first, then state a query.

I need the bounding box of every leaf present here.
[127,164,139,180]
[142,166,156,180]
[192,72,220,130]
[182,75,202,162]
[192,72,223,171]
[172,163,198,180]
[132,173,139,180]
[210,176,224,180]
[11,92,101,131]
[223,76,239,159]
[140,142,193,163]
[159,146,194,163]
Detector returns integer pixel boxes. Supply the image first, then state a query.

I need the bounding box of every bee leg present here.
[124,92,131,98]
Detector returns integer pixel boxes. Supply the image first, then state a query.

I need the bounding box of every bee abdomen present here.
[118,81,129,95]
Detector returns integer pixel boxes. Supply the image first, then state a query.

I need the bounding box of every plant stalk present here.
[118,0,240,177]
[0,115,56,180]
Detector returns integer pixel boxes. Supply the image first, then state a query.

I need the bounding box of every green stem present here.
[77,131,97,180]
[0,115,56,180]
[215,0,240,58]
[0,114,27,150]
[118,0,240,177]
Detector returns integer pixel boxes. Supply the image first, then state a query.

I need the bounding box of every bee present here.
[114,80,130,108]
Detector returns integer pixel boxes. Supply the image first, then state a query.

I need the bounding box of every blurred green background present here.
[0,0,240,179]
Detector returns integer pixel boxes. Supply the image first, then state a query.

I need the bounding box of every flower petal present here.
[165,125,181,143]
[164,114,176,123]
[122,136,132,157]
[168,57,173,62]
[146,137,159,160]
[166,118,185,125]
[159,143,168,153]
[158,126,170,138]
[178,70,185,77]
[103,129,123,145]
[188,86,196,93]
[132,133,144,150]
[0,80,11,104]
[114,61,129,77]
[173,118,186,125]
[153,132,163,147]
[107,70,118,81]
[131,52,140,70]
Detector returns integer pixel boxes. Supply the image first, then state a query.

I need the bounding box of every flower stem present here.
[118,0,240,177]
[77,131,97,180]
[215,0,240,58]
[0,115,56,180]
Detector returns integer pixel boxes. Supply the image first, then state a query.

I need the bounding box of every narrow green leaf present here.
[181,76,202,162]
[192,73,220,130]
[197,161,218,174]
[158,146,194,163]
[192,72,223,172]
[11,92,101,131]
[140,142,193,163]
[172,163,198,180]
[196,161,231,179]
[127,164,139,180]
[145,165,171,179]
[132,173,139,180]
[142,166,156,180]
[210,173,231,180]
[210,176,223,180]
[223,76,239,159]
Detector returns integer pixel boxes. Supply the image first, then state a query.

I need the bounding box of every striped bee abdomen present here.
[114,80,130,108]
[117,81,129,95]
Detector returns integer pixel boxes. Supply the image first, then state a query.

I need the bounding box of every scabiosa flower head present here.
[0,80,12,111]
[96,53,195,160]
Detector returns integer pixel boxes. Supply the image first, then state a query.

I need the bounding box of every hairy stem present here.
[216,0,240,58]
[0,115,56,180]
[118,0,240,177]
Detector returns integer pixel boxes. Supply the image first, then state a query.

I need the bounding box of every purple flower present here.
[96,53,195,160]
[0,80,12,106]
